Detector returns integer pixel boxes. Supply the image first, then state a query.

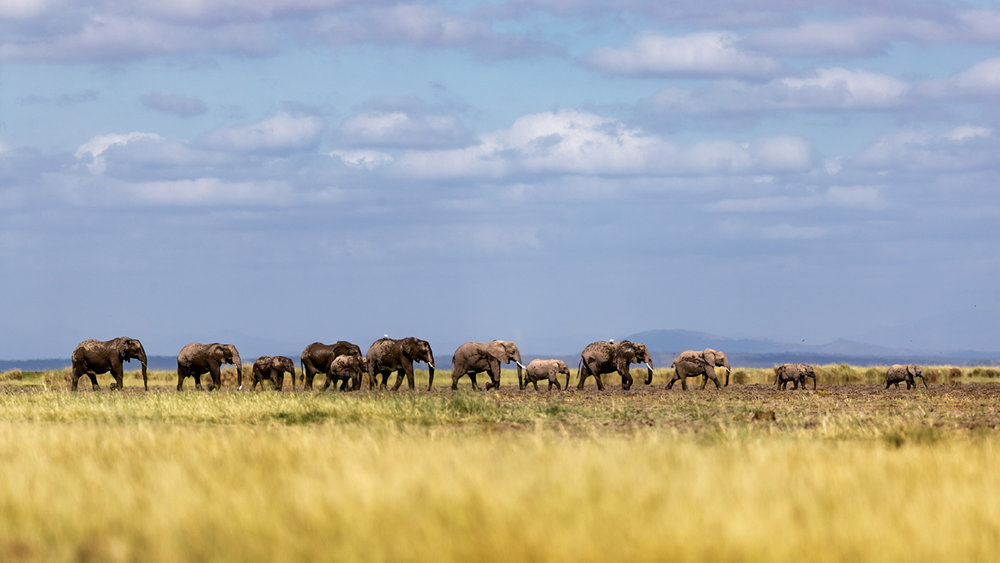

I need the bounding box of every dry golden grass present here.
[1,369,999,561]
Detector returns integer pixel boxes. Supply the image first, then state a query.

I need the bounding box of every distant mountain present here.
[623,329,1000,367]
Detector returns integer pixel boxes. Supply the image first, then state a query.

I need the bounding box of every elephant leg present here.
[111,368,124,391]
[338,377,350,391]
[621,370,633,391]
[404,365,416,390]
[87,372,100,390]
[451,372,460,391]
[71,368,84,391]
[594,373,605,391]
[391,369,405,391]
[194,372,205,391]
[469,373,479,391]
[577,362,593,390]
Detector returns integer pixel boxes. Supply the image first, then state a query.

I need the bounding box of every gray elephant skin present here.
[774,363,816,390]
[177,342,242,391]
[300,341,363,390]
[524,359,569,391]
[577,340,654,390]
[365,336,435,391]
[451,340,525,390]
[251,355,296,390]
[885,364,927,389]
[326,354,367,391]
[71,337,148,391]
[668,348,731,390]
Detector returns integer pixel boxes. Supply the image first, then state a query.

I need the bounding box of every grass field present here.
[1,366,999,561]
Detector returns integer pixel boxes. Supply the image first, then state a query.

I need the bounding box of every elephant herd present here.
[68,337,929,392]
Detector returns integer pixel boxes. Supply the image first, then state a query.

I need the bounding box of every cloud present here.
[391,110,814,179]
[20,89,99,106]
[856,126,999,172]
[710,185,885,213]
[125,177,294,206]
[0,14,278,62]
[330,149,393,170]
[927,56,1000,99]
[198,110,326,154]
[75,132,165,175]
[639,67,909,120]
[140,93,207,117]
[745,17,946,57]
[308,3,554,58]
[334,100,475,149]
[586,31,781,79]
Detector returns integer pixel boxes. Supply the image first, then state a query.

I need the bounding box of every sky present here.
[1,0,999,360]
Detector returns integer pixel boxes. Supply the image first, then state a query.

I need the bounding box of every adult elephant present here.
[774,363,816,390]
[668,348,731,390]
[71,337,148,391]
[176,342,241,391]
[885,364,927,389]
[451,340,525,390]
[300,341,363,391]
[251,355,296,390]
[524,359,570,391]
[576,340,654,390]
[365,336,435,391]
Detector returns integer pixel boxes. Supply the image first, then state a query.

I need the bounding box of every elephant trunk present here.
[138,349,148,391]
[724,360,731,387]
[514,352,524,390]
[644,361,654,385]
[426,359,435,391]
[920,375,927,389]
[812,375,817,390]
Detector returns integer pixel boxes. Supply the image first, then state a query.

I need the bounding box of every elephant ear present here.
[907,365,916,377]
[617,340,637,362]
[487,341,513,362]
[702,349,717,366]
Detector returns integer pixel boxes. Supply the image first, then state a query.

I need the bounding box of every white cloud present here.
[336,109,472,149]
[937,57,1000,98]
[746,17,947,57]
[75,132,164,174]
[587,31,780,79]
[199,111,326,154]
[946,125,992,141]
[140,93,207,117]
[392,110,813,179]
[129,177,293,206]
[779,68,908,109]
[857,126,998,172]
[639,67,909,119]
[710,185,884,213]
[330,149,393,170]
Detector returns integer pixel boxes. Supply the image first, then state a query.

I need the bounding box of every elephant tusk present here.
[516,361,526,369]
[644,362,652,370]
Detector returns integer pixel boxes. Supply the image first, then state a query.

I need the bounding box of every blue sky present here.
[2,0,999,359]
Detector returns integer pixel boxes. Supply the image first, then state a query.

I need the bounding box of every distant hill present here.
[623,329,1000,368]
[2,332,998,372]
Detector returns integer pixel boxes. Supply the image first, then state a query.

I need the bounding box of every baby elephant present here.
[774,363,816,390]
[326,354,367,391]
[523,359,570,391]
[251,356,296,390]
[885,364,927,389]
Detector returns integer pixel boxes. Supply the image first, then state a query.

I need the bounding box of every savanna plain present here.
[1,365,999,562]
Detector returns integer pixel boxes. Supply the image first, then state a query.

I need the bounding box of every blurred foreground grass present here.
[1,383,999,561]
